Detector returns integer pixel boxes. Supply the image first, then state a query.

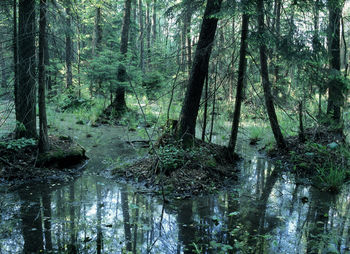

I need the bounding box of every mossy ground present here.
[268,127,350,193]
[0,135,87,187]
[112,134,240,199]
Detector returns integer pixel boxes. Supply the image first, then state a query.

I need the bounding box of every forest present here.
[0,0,350,253]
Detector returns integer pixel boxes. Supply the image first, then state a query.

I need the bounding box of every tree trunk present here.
[257,0,286,149]
[65,4,73,89]
[185,0,192,74]
[228,7,250,152]
[0,43,7,89]
[177,0,222,145]
[327,0,342,122]
[13,0,18,120]
[202,72,209,141]
[17,0,37,138]
[39,0,49,152]
[92,7,102,56]
[152,0,156,43]
[146,1,151,69]
[110,0,131,113]
[139,0,145,72]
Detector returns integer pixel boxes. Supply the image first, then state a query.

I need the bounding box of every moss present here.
[38,143,87,168]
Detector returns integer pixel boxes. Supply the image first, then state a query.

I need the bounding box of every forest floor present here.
[0,135,87,189]
[113,134,240,199]
[267,127,350,193]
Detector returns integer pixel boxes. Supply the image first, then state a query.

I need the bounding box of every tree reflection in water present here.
[0,154,349,253]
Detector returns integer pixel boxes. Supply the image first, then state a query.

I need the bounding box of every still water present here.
[0,124,349,253]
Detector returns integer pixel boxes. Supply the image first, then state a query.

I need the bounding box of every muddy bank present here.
[113,137,240,199]
[0,135,87,188]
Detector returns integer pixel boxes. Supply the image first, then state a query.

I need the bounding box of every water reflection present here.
[0,152,349,253]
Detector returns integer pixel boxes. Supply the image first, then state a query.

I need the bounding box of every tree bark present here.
[152,0,157,43]
[228,7,250,152]
[65,4,73,89]
[146,1,151,69]
[0,43,7,89]
[17,0,37,138]
[139,0,145,72]
[184,0,192,74]
[257,0,286,149]
[13,0,18,120]
[327,0,342,122]
[177,0,222,145]
[39,0,49,152]
[111,0,131,113]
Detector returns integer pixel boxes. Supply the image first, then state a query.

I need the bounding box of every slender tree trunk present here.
[298,101,305,142]
[39,0,49,152]
[44,27,51,91]
[228,8,250,152]
[257,0,286,149]
[0,43,7,89]
[139,0,145,72]
[17,0,37,138]
[65,4,73,89]
[202,72,209,141]
[273,0,281,84]
[146,1,151,69]
[152,0,157,43]
[185,0,192,74]
[13,0,18,119]
[177,0,222,145]
[110,0,131,113]
[93,7,102,56]
[327,0,342,122]
[209,67,217,143]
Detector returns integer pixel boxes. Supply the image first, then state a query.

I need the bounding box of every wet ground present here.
[0,115,349,253]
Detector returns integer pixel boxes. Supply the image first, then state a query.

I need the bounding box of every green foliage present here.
[290,141,350,193]
[156,144,217,175]
[0,138,37,151]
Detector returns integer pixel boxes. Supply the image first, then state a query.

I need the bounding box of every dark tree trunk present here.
[17,0,37,138]
[146,1,151,68]
[38,0,49,152]
[228,7,250,152]
[13,0,18,120]
[110,0,131,113]
[185,0,192,74]
[273,0,281,84]
[139,0,145,72]
[152,0,156,43]
[65,4,73,89]
[0,43,7,89]
[327,0,342,122]
[202,72,209,141]
[177,0,222,145]
[93,7,102,56]
[257,0,286,149]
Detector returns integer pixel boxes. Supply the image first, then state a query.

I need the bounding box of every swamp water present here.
[0,122,349,254]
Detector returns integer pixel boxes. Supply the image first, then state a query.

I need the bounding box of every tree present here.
[109,0,132,113]
[228,0,250,152]
[257,0,286,149]
[38,0,49,152]
[176,0,223,145]
[16,0,36,138]
[327,0,343,123]
[65,1,73,89]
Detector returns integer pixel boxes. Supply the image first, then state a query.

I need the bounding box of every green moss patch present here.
[0,135,87,186]
[112,137,240,199]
